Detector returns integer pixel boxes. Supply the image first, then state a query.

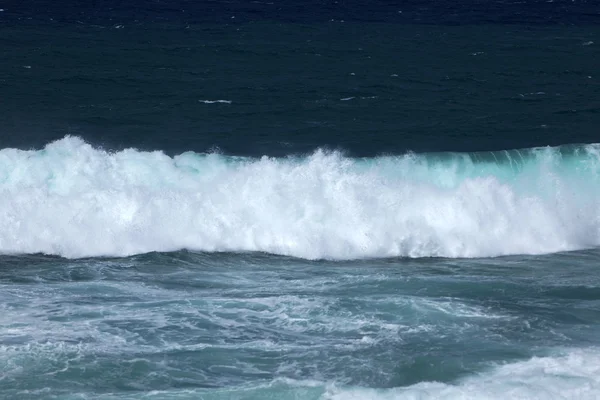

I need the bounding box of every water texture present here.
[1,1,600,399]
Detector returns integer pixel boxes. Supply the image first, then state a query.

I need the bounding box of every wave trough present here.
[1,136,599,259]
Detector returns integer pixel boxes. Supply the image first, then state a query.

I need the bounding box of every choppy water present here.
[2,250,600,399]
[1,1,600,399]
[1,138,600,400]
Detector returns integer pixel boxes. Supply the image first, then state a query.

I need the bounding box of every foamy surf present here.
[0,136,599,259]
[49,349,600,399]
[323,349,600,400]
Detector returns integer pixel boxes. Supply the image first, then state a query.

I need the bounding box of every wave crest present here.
[1,136,599,259]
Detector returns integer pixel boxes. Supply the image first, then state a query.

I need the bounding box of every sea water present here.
[1,1,600,399]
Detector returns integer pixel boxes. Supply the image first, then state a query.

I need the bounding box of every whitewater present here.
[1,136,599,259]
[2,138,599,400]
[44,349,600,400]
[3,247,600,400]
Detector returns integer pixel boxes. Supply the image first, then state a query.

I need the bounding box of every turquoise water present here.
[2,250,600,399]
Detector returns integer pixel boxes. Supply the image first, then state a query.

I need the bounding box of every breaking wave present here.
[1,136,599,259]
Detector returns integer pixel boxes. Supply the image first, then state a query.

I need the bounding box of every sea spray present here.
[0,136,599,259]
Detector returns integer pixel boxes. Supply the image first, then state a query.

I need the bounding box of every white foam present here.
[199,99,232,104]
[324,348,600,400]
[1,136,600,259]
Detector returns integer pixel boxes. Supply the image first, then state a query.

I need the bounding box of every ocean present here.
[1,1,600,399]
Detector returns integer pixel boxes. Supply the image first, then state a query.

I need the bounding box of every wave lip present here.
[1,136,600,259]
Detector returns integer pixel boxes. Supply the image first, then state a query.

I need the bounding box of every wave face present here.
[1,136,600,259]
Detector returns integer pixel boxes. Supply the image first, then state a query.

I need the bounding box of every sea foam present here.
[1,136,599,259]
[47,349,600,399]
[324,348,600,400]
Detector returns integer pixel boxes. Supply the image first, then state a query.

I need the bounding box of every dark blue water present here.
[1,1,600,399]
[4,0,600,25]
